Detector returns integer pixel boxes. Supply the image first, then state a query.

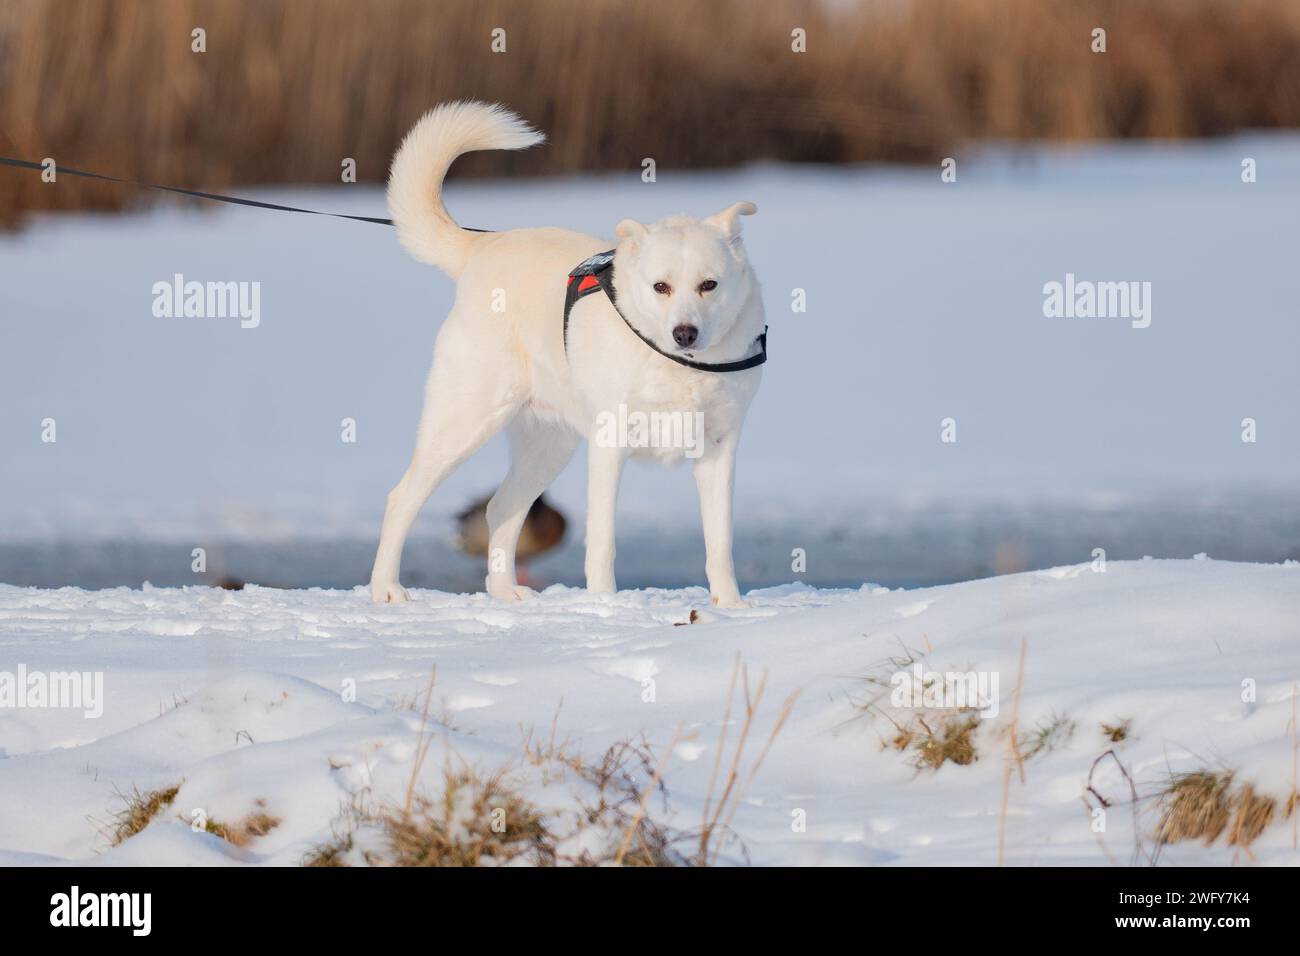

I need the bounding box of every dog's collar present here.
[563,250,767,373]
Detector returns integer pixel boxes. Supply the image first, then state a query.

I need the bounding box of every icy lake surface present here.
[2,134,1297,590]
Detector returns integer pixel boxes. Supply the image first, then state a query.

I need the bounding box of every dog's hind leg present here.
[484,416,578,601]
[370,342,522,604]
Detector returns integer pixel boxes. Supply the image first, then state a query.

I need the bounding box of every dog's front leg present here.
[693,435,748,608]
[584,442,626,594]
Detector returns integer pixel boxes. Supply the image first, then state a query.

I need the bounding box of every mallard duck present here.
[455,493,567,585]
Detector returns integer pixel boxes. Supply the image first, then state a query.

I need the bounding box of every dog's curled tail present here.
[387,101,543,277]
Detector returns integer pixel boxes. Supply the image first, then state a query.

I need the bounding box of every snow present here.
[2,558,1297,865]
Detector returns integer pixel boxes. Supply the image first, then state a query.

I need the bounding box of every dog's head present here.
[612,202,760,356]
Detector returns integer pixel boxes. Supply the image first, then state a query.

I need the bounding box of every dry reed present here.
[4,0,1300,226]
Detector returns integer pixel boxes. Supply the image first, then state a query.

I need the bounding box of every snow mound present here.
[1,559,1297,865]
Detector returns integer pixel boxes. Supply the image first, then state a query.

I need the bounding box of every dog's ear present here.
[706,201,758,237]
[615,218,647,243]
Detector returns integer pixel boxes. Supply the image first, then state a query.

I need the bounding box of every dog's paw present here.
[371,582,410,604]
[711,593,750,610]
[487,582,538,602]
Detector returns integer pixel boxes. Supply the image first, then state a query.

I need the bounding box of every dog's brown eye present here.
[698,279,718,293]
[653,281,671,295]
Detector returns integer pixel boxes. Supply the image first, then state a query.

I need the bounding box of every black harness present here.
[563,250,767,373]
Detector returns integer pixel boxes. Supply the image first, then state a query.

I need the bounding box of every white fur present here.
[371,102,764,608]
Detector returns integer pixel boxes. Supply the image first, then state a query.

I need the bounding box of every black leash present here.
[3,156,762,371]
[0,156,404,226]
[564,250,767,373]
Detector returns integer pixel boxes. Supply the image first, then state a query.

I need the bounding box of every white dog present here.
[370,102,766,608]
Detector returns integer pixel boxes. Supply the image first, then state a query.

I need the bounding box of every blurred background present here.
[1,0,1298,591]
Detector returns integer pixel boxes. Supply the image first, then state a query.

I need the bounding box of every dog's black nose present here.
[672,324,698,348]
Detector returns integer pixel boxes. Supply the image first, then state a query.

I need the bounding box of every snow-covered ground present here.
[2,558,1297,866]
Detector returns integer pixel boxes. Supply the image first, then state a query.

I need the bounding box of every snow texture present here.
[1,558,1297,865]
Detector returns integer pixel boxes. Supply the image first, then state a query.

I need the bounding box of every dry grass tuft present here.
[310,662,568,866]
[1154,770,1234,846]
[303,743,689,867]
[855,645,985,773]
[204,799,282,847]
[889,711,981,771]
[382,768,553,867]
[312,658,795,867]
[1226,783,1276,848]
[109,783,181,845]
[556,738,686,867]
[1020,711,1075,760]
[1154,770,1284,852]
[302,830,353,868]
[1102,718,1133,743]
